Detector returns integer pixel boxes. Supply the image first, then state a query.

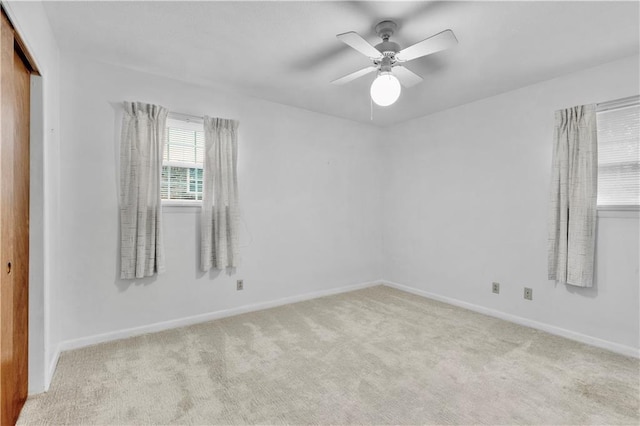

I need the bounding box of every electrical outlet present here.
[237,279,243,291]
[492,282,500,294]
[524,287,533,300]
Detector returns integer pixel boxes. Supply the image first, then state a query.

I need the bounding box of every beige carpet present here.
[18,285,639,425]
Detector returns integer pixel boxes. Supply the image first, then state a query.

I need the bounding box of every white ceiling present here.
[43,1,639,127]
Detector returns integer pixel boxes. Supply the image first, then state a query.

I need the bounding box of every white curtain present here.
[119,102,168,279]
[201,116,240,271]
[548,104,598,287]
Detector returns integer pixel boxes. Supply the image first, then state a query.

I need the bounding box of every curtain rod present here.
[597,95,639,112]
[168,111,204,123]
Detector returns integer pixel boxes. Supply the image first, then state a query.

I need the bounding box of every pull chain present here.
[370,96,373,121]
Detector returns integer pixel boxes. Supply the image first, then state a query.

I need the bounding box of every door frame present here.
[0,1,52,398]
[0,5,40,425]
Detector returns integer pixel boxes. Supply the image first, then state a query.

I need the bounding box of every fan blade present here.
[331,66,378,85]
[395,29,457,62]
[393,65,423,88]
[336,31,382,59]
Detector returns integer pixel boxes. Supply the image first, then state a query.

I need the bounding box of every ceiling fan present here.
[331,20,458,106]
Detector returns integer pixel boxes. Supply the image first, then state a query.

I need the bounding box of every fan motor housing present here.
[374,20,400,57]
[375,41,400,55]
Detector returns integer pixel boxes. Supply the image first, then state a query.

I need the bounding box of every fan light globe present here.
[370,72,401,106]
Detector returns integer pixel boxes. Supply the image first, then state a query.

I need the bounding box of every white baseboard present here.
[44,344,61,392]
[382,280,639,359]
[58,280,381,354]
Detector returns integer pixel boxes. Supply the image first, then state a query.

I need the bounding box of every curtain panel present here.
[201,116,240,271]
[547,104,598,287]
[119,101,168,279]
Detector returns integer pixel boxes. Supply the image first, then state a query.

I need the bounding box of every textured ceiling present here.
[42,1,639,126]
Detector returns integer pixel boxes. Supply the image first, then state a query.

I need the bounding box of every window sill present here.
[162,201,201,212]
[597,205,639,219]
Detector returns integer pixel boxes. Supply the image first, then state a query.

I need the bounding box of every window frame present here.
[595,95,640,212]
[187,167,204,195]
[161,114,205,207]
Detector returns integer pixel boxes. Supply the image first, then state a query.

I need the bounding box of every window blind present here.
[161,118,204,202]
[596,104,639,206]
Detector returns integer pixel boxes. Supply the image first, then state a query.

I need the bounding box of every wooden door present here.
[0,8,36,426]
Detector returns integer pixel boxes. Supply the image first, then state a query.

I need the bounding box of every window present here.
[188,168,203,194]
[596,100,639,208]
[162,117,204,203]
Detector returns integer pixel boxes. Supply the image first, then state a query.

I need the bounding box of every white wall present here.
[56,56,383,345]
[3,1,62,393]
[382,55,640,354]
